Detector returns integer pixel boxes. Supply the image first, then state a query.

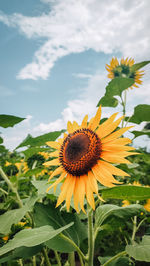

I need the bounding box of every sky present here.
[0,0,150,150]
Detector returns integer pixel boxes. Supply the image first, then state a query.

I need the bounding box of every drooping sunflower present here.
[44,106,136,213]
[106,57,144,89]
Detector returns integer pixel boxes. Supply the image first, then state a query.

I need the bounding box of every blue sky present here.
[0,0,150,150]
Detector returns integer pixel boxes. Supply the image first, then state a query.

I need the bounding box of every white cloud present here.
[0,0,150,80]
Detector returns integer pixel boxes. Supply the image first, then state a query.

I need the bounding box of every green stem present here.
[131,215,137,242]
[32,256,36,266]
[78,252,84,266]
[60,233,87,262]
[0,166,32,225]
[42,247,51,266]
[54,250,61,266]
[102,251,127,266]
[0,166,23,208]
[0,187,8,195]
[68,252,75,266]
[18,259,23,266]
[121,90,127,128]
[87,208,94,266]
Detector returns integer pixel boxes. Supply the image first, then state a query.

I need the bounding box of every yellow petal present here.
[56,176,71,207]
[77,176,86,213]
[48,166,63,181]
[101,152,131,164]
[43,158,60,166]
[102,143,135,152]
[81,114,88,128]
[98,116,124,139]
[109,138,132,145]
[66,175,76,211]
[101,126,133,144]
[67,121,74,134]
[92,164,115,187]
[49,150,59,157]
[85,176,95,210]
[88,105,102,131]
[47,171,66,192]
[98,160,129,176]
[88,171,98,193]
[73,121,80,131]
[46,141,60,150]
[73,178,80,213]
[96,113,118,137]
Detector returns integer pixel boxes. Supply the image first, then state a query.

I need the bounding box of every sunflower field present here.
[0,58,150,266]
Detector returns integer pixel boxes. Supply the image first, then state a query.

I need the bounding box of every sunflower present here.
[106,57,144,89]
[44,106,136,213]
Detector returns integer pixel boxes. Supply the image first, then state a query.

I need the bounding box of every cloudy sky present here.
[0,0,150,150]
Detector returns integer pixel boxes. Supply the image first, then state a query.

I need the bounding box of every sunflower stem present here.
[54,250,61,266]
[0,166,23,208]
[60,233,87,262]
[68,252,75,266]
[121,90,127,128]
[101,250,127,266]
[42,247,52,266]
[131,215,137,242]
[87,207,94,266]
[0,187,8,195]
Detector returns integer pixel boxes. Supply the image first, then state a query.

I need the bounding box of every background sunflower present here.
[106,57,144,89]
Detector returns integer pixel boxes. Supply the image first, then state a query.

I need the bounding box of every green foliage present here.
[95,204,144,229]
[126,236,150,262]
[97,77,134,107]
[16,130,65,149]
[0,115,25,128]
[0,196,37,234]
[130,60,150,72]
[126,104,150,124]
[131,130,150,139]
[0,223,73,256]
[101,185,150,201]
[33,202,87,252]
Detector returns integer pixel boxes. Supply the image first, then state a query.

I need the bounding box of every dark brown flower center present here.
[59,128,101,176]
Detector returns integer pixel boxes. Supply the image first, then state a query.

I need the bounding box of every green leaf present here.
[126,104,150,124]
[97,96,118,107]
[33,203,87,252]
[0,223,73,256]
[22,147,49,159]
[0,145,7,153]
[0,115,25,128]
[95,204,143,228]
[0,136,3,144]
[98,256,129,266]
[31,180,61,197]
[0,195,38,234]
[101,185,150,201]
[130,60,150,72]
[131,130,150,139]
[0,246,42,263]
[126,235,150,262]
[106,77,134,97]
[97,77,134,107]
[16,130,65,149]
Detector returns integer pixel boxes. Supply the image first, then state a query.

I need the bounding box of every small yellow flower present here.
[5,161,11,167]
[106,57,144,89]
[122,200,130,207]
[38,151,50,160]
[44,106,136,213]
[144,199,150,212]
[2,235,9,242]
